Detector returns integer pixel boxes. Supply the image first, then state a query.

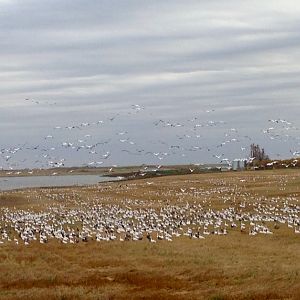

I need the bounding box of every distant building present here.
[220,165,231,172]
[232,159,247,171]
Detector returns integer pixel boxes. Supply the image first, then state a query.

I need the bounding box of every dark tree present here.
[250,143,269,161]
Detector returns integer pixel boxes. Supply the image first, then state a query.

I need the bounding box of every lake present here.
[0,175,120,191]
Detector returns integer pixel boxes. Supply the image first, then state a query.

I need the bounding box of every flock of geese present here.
[1,173,299,246]
[0,100,300,246]
[1,98,300,171]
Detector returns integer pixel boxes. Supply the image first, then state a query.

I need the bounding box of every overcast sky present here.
[1,0,300,169]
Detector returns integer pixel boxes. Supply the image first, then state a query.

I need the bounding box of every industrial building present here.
[232,159,247,171]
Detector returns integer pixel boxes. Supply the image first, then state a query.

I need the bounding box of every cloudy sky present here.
[1,0,300,168]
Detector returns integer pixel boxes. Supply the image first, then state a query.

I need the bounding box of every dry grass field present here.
[0,169,300,300]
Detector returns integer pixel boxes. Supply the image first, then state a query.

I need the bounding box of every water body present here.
[0,175,120,191]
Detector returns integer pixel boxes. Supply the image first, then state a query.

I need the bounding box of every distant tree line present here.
[250,143,269,161]
[246,143,300,170]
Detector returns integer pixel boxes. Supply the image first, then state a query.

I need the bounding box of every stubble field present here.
[0,169,299,300]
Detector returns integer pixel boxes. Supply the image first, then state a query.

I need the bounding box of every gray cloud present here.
[1,0,300,168]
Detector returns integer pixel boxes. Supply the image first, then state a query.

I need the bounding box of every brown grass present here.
[0,169,300,299]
